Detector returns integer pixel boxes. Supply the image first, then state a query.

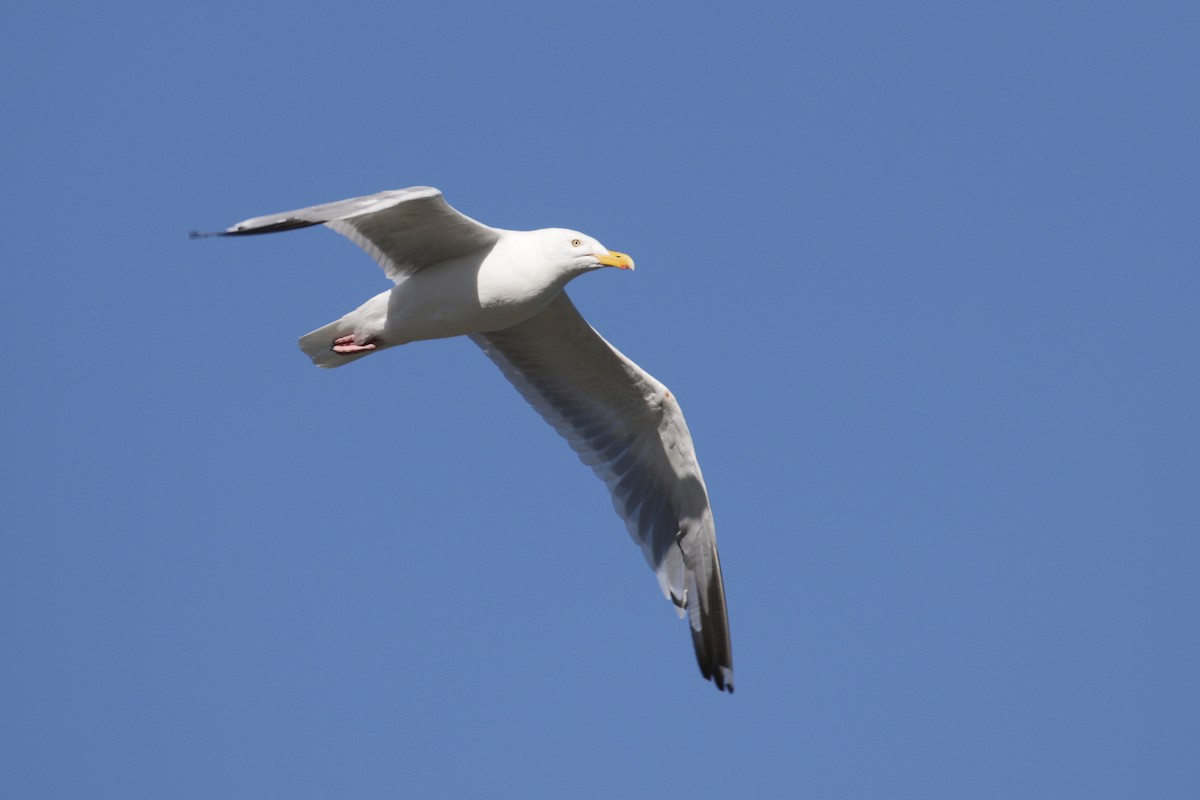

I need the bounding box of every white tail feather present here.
[298,319,376,368]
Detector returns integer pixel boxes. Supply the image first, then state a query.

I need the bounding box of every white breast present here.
[381,231,571,343]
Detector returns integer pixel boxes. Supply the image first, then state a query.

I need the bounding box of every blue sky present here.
[3,1,1198,797]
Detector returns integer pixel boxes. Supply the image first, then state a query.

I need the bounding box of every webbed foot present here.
[331,335,377,354]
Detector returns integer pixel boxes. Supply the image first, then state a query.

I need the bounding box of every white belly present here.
[372,252,566,344]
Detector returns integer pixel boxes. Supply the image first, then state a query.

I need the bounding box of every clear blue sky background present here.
[3,1,1197,797]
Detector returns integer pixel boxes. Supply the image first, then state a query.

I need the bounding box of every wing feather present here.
[471,292,733,691]
[194,187,500,282]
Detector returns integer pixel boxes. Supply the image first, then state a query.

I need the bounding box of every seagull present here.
[191,187,733,692]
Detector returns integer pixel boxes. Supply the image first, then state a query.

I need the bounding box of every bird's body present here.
[191,187,734,692]
[300,228,591,365]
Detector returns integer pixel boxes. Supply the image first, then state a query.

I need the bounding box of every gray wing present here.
[471,293,733,692]
[189,186,500,282]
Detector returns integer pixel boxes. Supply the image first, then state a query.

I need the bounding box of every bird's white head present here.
[539,228,635,274]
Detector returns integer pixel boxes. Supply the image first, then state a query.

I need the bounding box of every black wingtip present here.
[703,662,735,693]
[691,550,734,694]
[188,217,322,240]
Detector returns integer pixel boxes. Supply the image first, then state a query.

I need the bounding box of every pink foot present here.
[331,335,377,354]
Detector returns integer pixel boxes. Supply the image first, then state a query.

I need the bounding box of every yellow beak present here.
[595,250,635,270]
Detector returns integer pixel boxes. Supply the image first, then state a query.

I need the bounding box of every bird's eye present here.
[571,238,582,247]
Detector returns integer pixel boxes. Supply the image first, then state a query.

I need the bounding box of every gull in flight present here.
[191,187,733,691]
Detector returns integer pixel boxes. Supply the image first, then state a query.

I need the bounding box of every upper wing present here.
[470,293,733,692]
[189,187,500,282]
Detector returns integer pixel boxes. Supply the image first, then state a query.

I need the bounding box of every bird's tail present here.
[298,318,375,369]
